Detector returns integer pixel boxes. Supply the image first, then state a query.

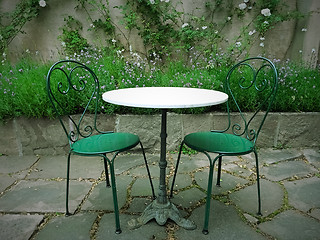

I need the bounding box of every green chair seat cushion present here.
[184,132,254,155]
[71,132,140,154]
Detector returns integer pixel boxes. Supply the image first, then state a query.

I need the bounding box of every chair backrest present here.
[221,57,278,145]
[46,60,103,144]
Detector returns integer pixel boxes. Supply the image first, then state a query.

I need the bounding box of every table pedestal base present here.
[128,200,196,230]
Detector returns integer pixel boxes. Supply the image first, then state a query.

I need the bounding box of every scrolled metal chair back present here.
[46,60,101,145]
[223,57,278,145]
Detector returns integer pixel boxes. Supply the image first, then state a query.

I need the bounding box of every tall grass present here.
[0,48,319,120]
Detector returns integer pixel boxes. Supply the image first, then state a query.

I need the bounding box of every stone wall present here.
[1,113,319,156]
[1,0,320,66]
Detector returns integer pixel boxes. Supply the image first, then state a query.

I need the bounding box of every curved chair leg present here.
[254,150,262,215]
[139,141,156,199]
[65,152,72,216]
[108,153,122,234]
[169,142,184,198]
[216,156,222,186]
[202,153,220,234]
[103,153,111,188]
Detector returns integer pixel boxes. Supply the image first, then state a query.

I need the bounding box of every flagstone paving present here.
[0,148,319,240]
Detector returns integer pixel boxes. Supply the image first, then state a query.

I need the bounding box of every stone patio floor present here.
[0,148,319,240]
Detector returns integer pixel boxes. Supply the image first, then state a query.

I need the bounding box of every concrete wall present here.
[1,0,320,66]
[1,112,319,156]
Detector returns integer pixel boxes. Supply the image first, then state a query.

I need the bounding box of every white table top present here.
[102,87,228,109]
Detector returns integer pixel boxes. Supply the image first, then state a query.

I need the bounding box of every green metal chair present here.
[170,57,278,234]
[46,60,155,234]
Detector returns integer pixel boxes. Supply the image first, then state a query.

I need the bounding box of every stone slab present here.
[230,179,283,216]
[27,155,104,179]
[0,180,91,213]
[261,160,317,181]
[168,173,193,191]
[33,213,97,240]
[284,177,320,212]
[0,214,44,240]
[171,188,206,208]
[303,148,320,169]
[82,176,132,211]
[126,198,153,213]
[96,213,167,239]
[0,173,16,193]
[257,148,303,164]
[0,155,38,173]
[130,178,156,197]
[176,201,267,239]
[258,210,320,240]
[194,169,249,195]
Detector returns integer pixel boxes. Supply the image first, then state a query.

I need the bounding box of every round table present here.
[102,87,228,230]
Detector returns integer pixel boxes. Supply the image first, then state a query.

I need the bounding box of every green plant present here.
[1,47,318,121]
[0,0,44,56]
[58,16,89,55]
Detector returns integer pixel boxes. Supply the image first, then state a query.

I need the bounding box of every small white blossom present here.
[260,42,265,47]
[202,26,207,30]
[235,42,242,47]
[239,3,247,10]
[264,21,269,25]
[182,23,189,28]
[227,17,231,21]
[301,28,307,32]
[260,37,265,41]
[26,49,30,53]
[39,0,46,7]
[299,50,303,53]
[149,0,155,4]
[90,24,95,28]
[61,42,66,47]
[112,39,117,43]
[249,30,256,36]
[261,8,271,17]
[311,48,316,53]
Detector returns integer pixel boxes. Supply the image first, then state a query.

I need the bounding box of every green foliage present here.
[58,16,89,55]
[0,48,319,120]
[0,0,41,55]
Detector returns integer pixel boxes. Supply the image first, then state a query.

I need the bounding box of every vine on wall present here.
[0,0,306,64]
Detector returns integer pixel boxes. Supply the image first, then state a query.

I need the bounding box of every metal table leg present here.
[129,109,196,230]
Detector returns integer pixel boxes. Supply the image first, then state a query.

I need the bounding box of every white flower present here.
[239,3,247,10]
[299,50,303,53]
[311,48,316,53]
[90,24,95,28]
[39,0,46,7]
[244,0,249,2]
[261,8,271,17]
[61,42,66,47]
[112,39,117,43]
[249,30,256,35]
[26,49,30,53]
[227,17,232,21]
[202,26,207,30]
[235,42,242,47]
[149,0,155,4]
[260,37,265,41]
[301,28,307,32]
[263,21,269,25]
[260,42,265,47]
[182,23,189,28]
